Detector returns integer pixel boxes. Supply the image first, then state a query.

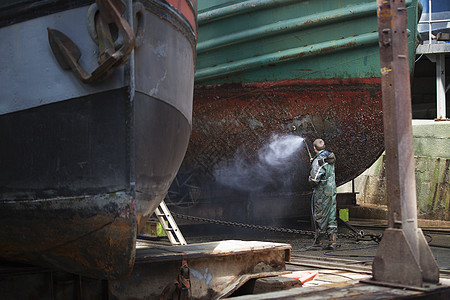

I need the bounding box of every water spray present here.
[215,133,308,192]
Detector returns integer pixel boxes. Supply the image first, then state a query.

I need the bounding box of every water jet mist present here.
[214,134,308,193]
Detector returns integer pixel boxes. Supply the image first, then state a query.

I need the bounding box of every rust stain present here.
[180,77,384,197]
[0,194,137,279]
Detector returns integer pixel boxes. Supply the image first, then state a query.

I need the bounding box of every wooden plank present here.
[226,282,430,299]
[135,240,291,262]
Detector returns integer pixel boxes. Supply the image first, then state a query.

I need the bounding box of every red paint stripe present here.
[166,0,197,36]
[197,77,382,89]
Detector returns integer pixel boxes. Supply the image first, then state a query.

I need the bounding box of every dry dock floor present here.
[180,219,450,299]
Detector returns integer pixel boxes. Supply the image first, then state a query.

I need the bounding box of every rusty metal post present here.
[372,0,439,286]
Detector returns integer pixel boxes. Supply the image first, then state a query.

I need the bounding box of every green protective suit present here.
[309,150,337,235]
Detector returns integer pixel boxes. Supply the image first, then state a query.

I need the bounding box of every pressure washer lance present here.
[303,139,312,162]
[291,125,313,162]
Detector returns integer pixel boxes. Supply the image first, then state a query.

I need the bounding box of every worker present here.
[309,138,337,250]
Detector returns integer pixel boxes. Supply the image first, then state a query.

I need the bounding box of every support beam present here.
[372,0,439,287]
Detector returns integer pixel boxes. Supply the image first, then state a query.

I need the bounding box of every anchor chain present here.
[171,212,359,240]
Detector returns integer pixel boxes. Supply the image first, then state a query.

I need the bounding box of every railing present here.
[418,0,450,44]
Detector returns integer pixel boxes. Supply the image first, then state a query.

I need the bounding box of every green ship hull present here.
[169,0,421,220]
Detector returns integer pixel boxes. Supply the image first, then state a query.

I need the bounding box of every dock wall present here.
[338,120,450,221]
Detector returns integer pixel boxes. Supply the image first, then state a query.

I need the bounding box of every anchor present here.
[47,0,135,83]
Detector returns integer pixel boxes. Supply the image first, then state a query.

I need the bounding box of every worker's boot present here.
[323,233,337,250]
[312,232,323,249]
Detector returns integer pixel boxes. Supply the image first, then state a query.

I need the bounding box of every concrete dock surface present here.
[181,218,450,298]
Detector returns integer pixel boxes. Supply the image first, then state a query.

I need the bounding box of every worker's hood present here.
[326,152,336,165]
[317,151,336,166]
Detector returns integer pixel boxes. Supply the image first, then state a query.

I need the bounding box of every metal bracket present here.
[177,258,191,300]
[159,257,191,300]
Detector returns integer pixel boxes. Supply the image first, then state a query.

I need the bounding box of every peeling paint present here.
[149,70,167,96]
[190,267,213,285]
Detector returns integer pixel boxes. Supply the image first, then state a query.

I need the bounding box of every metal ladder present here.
[154,201,187,246]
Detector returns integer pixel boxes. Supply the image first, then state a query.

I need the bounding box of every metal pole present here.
[436,54,446,119]
[428,0,432,44]
[372,0,439,287]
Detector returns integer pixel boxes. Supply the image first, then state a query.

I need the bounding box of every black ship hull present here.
[0,0,197,279]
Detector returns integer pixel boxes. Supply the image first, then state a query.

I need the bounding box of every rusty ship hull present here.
[0,0,197,279]
[168,0,420,222]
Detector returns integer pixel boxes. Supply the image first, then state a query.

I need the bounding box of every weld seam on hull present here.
[198,0,300,24]
[197,2,377,54]
[9,219,117,261]
[0,192,137,279]
[195,32,379,82]
[198,0,415,25]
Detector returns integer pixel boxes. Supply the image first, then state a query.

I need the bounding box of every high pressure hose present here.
[311,190,318,244]
[293,191,318,252]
